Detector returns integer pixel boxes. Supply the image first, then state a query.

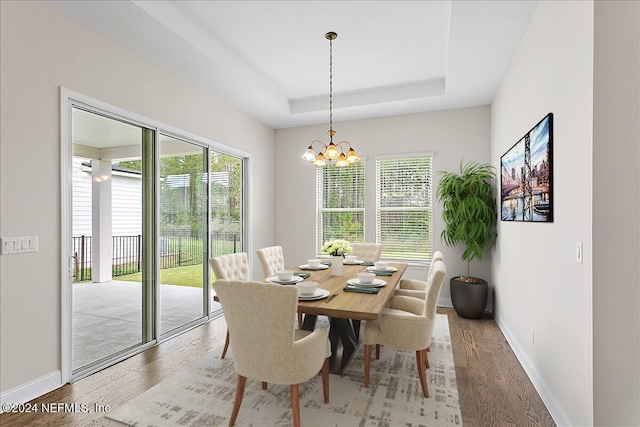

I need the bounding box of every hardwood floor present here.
[444,307,556,427]
[0,308,555,426]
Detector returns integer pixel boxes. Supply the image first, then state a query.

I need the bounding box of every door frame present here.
[60,88,251,383]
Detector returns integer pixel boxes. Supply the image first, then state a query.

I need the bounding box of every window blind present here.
[376,155,432,261]
[315,162,365,255]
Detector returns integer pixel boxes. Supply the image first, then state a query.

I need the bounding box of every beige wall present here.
[274,106,492,306]
[3,1,638,424]
[491,1,594,425]
[0,1,275,393]
[593,1,640,425]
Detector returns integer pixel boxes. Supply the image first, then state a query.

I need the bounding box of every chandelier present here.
[301,32,360,167]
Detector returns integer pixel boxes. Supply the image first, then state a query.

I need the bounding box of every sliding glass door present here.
[65,92,248,381]
[209,151,244,313]
[71,106,150,372]
[159,134,208,334]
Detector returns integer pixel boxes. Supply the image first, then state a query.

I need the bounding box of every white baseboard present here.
[438,296,453,307]
[493,313,571,427]
[0,371,62,412]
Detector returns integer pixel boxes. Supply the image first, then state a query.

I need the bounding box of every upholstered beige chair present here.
[256,245,285,277]
[209,252,250,359]
[350,243,382,262]
[255,245,304,326]
[394,250,444,300]
[214,280,331,427]
[363,260,446,398]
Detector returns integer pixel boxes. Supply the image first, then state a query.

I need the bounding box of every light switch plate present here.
[0,236,38,254]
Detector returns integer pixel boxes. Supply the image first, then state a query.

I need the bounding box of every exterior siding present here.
[72,157,142,237]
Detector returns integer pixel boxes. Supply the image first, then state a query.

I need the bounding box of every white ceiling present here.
[47,0,539,129]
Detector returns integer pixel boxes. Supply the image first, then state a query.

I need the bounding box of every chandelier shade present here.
[300,32,360,168]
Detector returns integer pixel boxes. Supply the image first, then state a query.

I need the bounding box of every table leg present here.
[301,314,361,374]
[352,320,361,341]
[328,317,359,374]
[301,314,317,331]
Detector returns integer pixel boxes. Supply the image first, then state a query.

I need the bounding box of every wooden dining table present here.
[295,262,407,374]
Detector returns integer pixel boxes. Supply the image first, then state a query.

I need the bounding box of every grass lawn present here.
[114,264,207,287]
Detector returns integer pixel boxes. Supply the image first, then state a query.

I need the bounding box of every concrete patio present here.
[73,280,221,369]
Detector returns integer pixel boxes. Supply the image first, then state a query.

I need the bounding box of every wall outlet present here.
[575,241,583,264]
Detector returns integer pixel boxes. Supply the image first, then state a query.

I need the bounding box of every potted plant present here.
[321,239,353,276]
[436,161,497,318]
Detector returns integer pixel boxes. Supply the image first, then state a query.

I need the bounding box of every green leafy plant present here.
[436,161,497,280]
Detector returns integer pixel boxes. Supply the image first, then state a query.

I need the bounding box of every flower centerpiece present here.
[321,239,352,257]
[321,239,352,276]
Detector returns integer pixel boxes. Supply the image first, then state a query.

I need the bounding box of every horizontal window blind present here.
[376,155,432,261]
[316,162,365,255]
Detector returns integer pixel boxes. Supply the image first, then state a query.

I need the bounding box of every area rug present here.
[107,314,461,426]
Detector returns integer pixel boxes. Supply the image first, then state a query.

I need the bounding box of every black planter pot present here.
[450,277,488,319]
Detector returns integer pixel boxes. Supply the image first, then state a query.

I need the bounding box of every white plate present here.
[347,278,387,288]
[343,260,364,265]
[299,264,329,270]
[267,275,304,284]
[366,266,398,272]
[298,288,330,301]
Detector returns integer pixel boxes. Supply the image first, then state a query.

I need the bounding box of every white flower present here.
[321,239,353,257]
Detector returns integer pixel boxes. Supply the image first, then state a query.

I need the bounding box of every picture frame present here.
[500,113,553,222]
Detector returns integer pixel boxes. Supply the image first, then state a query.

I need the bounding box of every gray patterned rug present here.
[107,314,461,426]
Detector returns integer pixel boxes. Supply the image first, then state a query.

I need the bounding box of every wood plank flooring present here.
[444,307,556,427]
[0,307,555,426]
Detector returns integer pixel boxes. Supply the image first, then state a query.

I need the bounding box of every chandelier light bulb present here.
[313,152,326,167]
[346,148,360,163]
[301,146,316,161]
[325,142,339,160]
[336,153,348,167]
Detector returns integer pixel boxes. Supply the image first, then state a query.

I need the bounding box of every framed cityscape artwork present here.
[500,113,553,222]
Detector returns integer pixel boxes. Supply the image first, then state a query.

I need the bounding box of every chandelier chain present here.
[329,35,333,140]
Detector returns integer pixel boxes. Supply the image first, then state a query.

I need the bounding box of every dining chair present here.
[362,260,446,398]
[394,250,444,300]
[213,280,331,427]
[256,245,285,277]
[209,252,250,359]
[390,252,445,366]
[256,245,303,327]
[350,243,383,262]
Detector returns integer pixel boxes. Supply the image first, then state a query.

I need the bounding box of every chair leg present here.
[364,344,372,388]
[416,351,429,398]
[297,313,303,328]
[375,344,381,360]
[322,357,330,404]
[262,382,267,390]
[423,348,430,369]
[221,329,230,359]
[290,384,301,427]
[229,375,246,426]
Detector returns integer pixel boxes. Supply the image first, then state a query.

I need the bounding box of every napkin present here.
[343,285,380,294]
[361,261,375,266]
[371,270,393,276]
[294,272,310,279]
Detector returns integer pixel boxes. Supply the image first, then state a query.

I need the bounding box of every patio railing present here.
[72,232,239,282]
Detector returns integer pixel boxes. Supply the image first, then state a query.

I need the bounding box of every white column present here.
[91,160,112,283]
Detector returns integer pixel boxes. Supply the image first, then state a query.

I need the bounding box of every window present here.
[376,154,433,261]
[316,162,365,254]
